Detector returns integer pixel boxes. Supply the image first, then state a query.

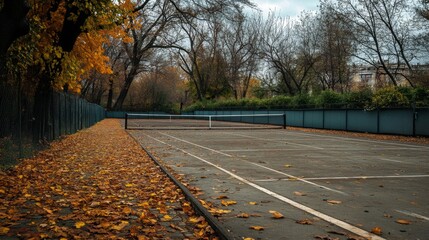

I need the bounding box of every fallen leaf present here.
[250,226,264,231]
[216,195,228,199]
[269,210,284,219]
[189,216,205,223]
[371,226,383,235]
[221,200,237,206]
[161,215,172,221]
[396,219,411,225]
[75,221,86,229]
[296,219,313,225]
[0,227,10,235]
[123,207,132,215]
[237,213,250,218]
[111,221,129,231]
[249,202,258,205]
[284,164,293,168]
[326,200,342,205]
[294,191,307,196]
[243,238,255,240]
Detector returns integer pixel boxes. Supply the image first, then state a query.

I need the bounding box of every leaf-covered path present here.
[0,119,216,239]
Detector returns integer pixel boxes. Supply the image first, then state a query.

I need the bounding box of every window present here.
[360,74,372,83]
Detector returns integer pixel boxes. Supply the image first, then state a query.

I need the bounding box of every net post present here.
[125,113,128,129]
[209,116,212,129]
[283,113,287,129]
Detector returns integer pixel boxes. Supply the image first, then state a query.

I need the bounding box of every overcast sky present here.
[250,0,320,17]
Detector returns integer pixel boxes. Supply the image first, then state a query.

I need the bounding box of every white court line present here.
[142,133,385,240]
[285,131,429,150]
[378,158,404,163]
[159,132,343,195]
[226,132,324,150]
[253,175,429,182]
[158,132,232,157]
[395,210,429,221]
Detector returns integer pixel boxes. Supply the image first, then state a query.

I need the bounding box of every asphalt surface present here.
[128,128,429,240]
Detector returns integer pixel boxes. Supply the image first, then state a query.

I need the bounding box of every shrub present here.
[371,87,410,108]
[316,91,345,108]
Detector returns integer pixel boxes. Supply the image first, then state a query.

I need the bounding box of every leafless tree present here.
[260,12,320,95]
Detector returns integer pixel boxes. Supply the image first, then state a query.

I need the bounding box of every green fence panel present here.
[347,110,379,133]
[379,109,414,135]
[304,110,324,128]
[415,108,429,136]
[324,110,347,130]
[284,111,304,127]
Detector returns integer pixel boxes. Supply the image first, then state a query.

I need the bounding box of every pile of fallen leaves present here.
[0,119,217,239]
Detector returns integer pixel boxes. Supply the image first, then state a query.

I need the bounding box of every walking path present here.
[0,119,217,239]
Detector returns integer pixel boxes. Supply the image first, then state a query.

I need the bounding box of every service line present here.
[158,132,343,195]
[142,132,385,240]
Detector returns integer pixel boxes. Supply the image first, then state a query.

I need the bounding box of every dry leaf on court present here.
[371,226,383,235]
[327,200,342,205]
[284,164,293,168]
[269,210,284,219]
[237,213,250,218]
[396,219,411,225]
[294,191,307,196]
[75,221,86,229]
[250,226,265,231]
[216,195,228,199]
[249,202,258,205]
[243,238,255,240]
[0,227,10,235]
[221,200,237,206]
[296,219,313,225]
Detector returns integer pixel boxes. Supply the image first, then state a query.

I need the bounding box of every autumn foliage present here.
[0,119,217,239]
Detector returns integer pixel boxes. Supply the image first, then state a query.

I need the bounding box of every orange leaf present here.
[396,219,411,225]
[123,207,132,215]
[75,221,86,229]
[249,202,258,205]
[216,195,228,199]
[111,221,129,231]
[250,226,264,231]
[371,226,383,235]
[269,210,284,219]
[0,227,10,235]
[237,213,250,218]
[221,200,237,206]
[161,215,172,221]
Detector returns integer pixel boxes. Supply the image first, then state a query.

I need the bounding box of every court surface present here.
[128,128,429,240]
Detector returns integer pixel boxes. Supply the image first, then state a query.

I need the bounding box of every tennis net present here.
[124,113,286,130]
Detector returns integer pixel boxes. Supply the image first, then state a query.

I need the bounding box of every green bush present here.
[316,91,345,108]
[371,87,410,108]
[345,89,373,108]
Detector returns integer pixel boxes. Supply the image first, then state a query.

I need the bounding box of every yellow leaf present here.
[189,216,204,223]
[221,200,237,206]
[371,226,383,235]
[125,183,134,187]
[161,215,172,221]
[237,213,250,218]
[249,202,258,205]
[0,189,6,194]
[75,221,85,229]
[396,219,411,225]
[0,227,10,235]
[250,226,264,231]
[284,164,293,168]
[111,221,129,231]
[269,210,284,219]
[244,238,255,240]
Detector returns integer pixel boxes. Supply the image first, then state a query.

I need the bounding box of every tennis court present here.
[126,115,429,240]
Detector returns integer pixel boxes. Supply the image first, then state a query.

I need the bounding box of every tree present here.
[315,3,354,92]
[260,12,320,95]
[222,13,261,99]
[329,0,418,87]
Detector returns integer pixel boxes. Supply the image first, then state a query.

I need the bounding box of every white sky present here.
[250,0,320,17]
